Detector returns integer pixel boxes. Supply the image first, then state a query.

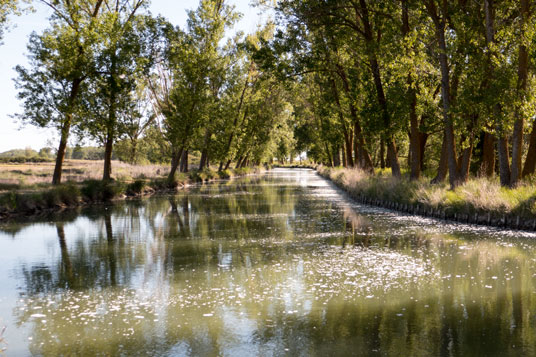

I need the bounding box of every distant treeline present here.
[0,146,114,163]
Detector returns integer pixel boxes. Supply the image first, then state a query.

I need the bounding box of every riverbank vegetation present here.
[319,166,536,220]
[0,165,264,217]
[4,0,536,219]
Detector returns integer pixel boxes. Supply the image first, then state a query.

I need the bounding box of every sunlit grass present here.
[0,165,267,216]
[0,160,171,188]
[319,166,536,217]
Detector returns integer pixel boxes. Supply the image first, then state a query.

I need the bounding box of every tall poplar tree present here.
[15,0,105,184]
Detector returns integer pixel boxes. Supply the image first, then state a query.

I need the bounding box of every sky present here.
[0,0,267,152]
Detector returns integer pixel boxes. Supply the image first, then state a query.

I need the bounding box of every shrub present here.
[81,180,124,201]
[127,180,146,195]
[218,169,232,179]
[42,184,81,207]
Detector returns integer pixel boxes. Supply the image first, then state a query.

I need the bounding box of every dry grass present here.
[318,166,536,217]
[0,165,267,216]
[0,160,170,189]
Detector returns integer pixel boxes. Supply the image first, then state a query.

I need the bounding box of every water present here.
[1,168,536,356]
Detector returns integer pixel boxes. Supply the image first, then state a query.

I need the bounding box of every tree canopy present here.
[11,0,536,188]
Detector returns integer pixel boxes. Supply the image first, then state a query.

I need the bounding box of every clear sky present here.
[0,0,266,152]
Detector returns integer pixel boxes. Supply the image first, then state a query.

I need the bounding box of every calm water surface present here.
[1,169,536,356]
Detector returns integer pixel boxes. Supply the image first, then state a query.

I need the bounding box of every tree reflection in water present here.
[1,169,536,355]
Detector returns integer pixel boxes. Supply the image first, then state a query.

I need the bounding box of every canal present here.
[1,168,535,356]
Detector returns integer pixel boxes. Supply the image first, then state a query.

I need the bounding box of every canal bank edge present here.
[317,167,536,232]
[0,166,268,221]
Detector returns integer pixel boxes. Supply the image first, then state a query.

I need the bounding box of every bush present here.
[127,180,146,195]
[44,184,81,207]
[218,169,232,179]
[190,169,217,182]
[81,180,124,201]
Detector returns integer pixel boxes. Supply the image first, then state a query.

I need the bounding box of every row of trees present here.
[8,0,296,184]
[258,0,536,188]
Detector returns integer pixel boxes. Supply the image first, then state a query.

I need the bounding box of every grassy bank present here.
[318,166,536,229]
[0,166,265,218]
[0,159,171,187]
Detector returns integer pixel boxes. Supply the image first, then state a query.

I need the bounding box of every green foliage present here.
[0,183,81,214]
[43,184,81,206]
[126,180,146,195]
[0,148,54,162]
[0,157,52,163]
[70,146,107,160]
[218,169,232,179]
[80,180,124,201]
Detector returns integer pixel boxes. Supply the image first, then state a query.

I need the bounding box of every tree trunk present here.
[498,136,511,186]
[455,117,476,184]
[402,0,421,181]
[484,0,510,186]
[180,150,189,173]
[129,139,138,164]
[330,77,354,168]
[419,132,429,171]
[52,78,81,185]
[457,137,474,183]
[432,131,448,184]
[408,88,421,180]
[426,1,459,187]
[380,138,385,169]
[103,129,114,181]
[511,0,530,186]
[336,65,373,171]
[240,154,250,168]
[511,118,525,185]
[387,139,401,177]
[353,121,374,172]
[353,123,359,167]
[479,131,496,177]
[52,120,71,185]
[325,144,333,167]
[199,150,207,171]
[359,0,400,177]
[333,147,341,167]
[523,127,536,177]
[235,155,244,169]
[168,146,184,182]
[343,129,354,168]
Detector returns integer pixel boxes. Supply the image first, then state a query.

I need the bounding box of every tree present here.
[15,0,106,184]
[80,7,160,180]
[150,0,240,180]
